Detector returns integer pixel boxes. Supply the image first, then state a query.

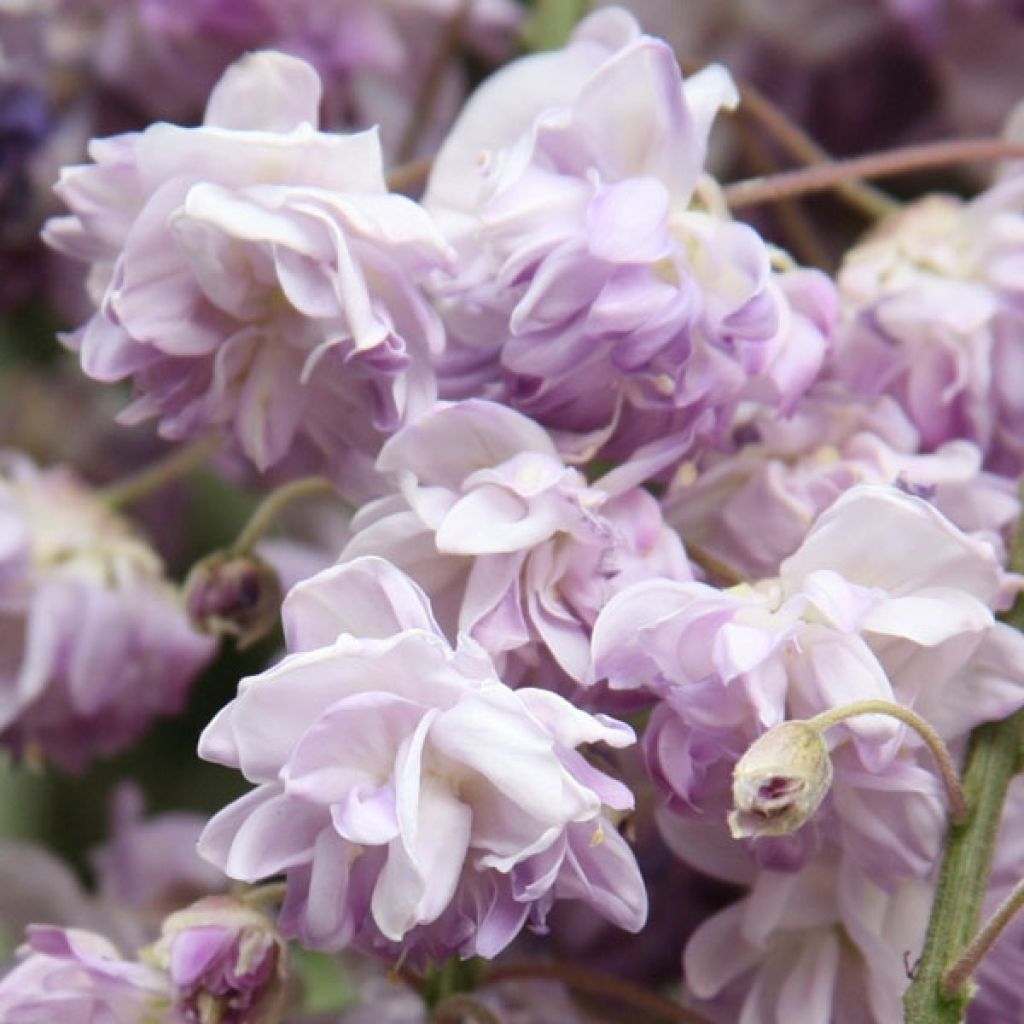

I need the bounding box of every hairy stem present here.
[724,138,1024,209]
[481,962,711,1024]
[942,875,1024,997]
[100,435,220,508]
[903,484,1024,1022]
[807,700,967,825]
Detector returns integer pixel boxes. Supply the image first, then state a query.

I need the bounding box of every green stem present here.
[902,711,1024,1022]
[724,138,1024,210]
[806,700,967,825]
[228,476,337,556]
[942,875,1024,998]
[903,482,1024,1022]
[99,435,220,508]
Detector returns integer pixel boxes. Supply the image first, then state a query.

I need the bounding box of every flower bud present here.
[728,721,833,839]
[146,895,287,1024]
[184,552,282,649]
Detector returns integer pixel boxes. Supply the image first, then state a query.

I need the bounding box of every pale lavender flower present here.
[683,858,932,1024]
[146,896,286,1024]
[832,184,1024,474]
[197,555,646,962]
[44,50,453,479]
[594,485,1024,875]
[424,8,835,465]
[663,389,1020,580]
[0,925,172,1024]
[340,399,692,685]
[0,785,225,957]
[0,454,214,770]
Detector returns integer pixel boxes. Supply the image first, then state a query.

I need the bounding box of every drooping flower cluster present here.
[7,4,1024,1023]
[424,8,836,463]
[45,50,453,481]
[0,454,213,770]
[198,556,646,963]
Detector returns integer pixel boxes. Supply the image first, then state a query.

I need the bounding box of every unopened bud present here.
[184,553,282,649]
[728,721,833,839]
[146,896,287,1024]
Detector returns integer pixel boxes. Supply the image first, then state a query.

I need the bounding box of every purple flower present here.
[197,556,646,961]
[0,785,225,960]
[0,454,214,771]
[424,8,834,465]
[0,925,171,1024]
[832,185,1024,474]
[594,485,1024,876]
[44,50,453,479]
[341,399,692,684]
[146,895,287,1024]
[683,858,932,1024]
[663,389,1020,580]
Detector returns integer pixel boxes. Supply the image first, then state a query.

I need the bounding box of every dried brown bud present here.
[184,552,282,649]
[728,721,833,839]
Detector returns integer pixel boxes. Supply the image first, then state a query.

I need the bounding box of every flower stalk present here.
[942,875,1024,998]
[807,700,967,825]
[228,475,337,556]
[724,138,1024,210]
[100,435,220,508]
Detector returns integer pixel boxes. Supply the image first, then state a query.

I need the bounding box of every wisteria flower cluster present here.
[4,3,1024,1024]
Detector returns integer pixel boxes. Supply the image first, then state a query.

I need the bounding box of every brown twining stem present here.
[433,994,502,1024]
[387,156,435,195]
[684,541,746,588]
[724,138,1024,209]
[678,57,898,220]
[942,875,1024,998]
[730,114,833,268]
[396,0,474,164]
[481,962,712,1024]
[730,78,899,220]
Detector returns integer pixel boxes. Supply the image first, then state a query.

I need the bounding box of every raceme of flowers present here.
[1,4,1024,1024]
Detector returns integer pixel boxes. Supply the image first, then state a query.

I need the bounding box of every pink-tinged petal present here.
[554,820,648,932]
[301,828,356,951]
[282,556,441,652]
[515,687,635,750]
[198,786,324,881]
[429,688,586,819]
[200,632,463,782]
[203,51,323,132]
[233,334,306,472]
[684,902,761,998]
[330,783,400,846]
[782,485,1002,604]
[779,931,841,1021]
[586,178,672,263]
[436,485,562,554]
[377,400,559,487]
[372,714,471,939]
[282,692,425,806]
[859,589,993,645]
